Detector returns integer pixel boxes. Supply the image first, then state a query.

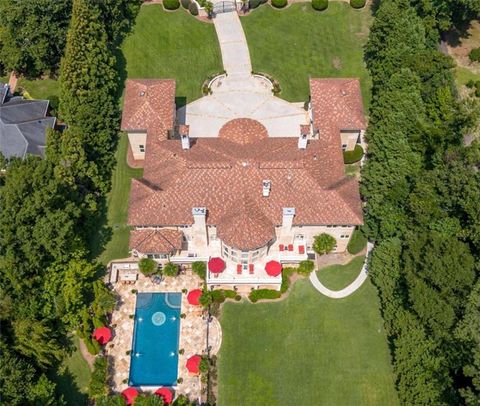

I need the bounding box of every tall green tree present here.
[0,0,72,76]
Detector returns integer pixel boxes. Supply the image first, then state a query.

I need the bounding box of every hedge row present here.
[249,289,281,302]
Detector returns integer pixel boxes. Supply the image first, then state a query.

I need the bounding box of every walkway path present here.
[178,9,308,137]
[309,243,374,299]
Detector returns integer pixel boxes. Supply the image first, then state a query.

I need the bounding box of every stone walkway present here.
[309,242,374,298]
[178,9,308,137]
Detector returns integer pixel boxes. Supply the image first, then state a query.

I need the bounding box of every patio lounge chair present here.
[299,245,305,254]
[279,244,284,251]
[288,244,294,251]
[249,264,254,274]
[237,264,242,274]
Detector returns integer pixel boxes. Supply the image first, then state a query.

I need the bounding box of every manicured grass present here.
[455,66,480,87]
[50,336,91,405]
[218,277,398,405]
[98,134,143,264]
[241,3,373,107]
[347,228,367,254]
[17,77,59,100]
[317,255,365,290]
[122,5,222,103]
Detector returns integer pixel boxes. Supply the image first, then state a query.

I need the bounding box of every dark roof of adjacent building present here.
[0,83,56,159]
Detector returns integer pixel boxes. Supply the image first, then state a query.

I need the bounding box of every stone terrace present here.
[107,266,222,401]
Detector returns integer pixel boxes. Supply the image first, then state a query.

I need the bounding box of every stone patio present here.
[106,263,222,402]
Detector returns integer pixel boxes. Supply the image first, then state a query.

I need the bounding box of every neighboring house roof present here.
[0,83,56,159]
[129,229,183,254]
[121,79,176,140]
[128,116,363,251]
[309,78,366,143]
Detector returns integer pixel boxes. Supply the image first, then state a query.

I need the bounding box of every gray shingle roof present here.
[0,83,56,159]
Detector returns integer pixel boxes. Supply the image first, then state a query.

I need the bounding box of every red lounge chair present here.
[279,244,284,251]
[237,264,242,274]
[299,245,305,254]
[249,264,254,274]
[288,244,294,251]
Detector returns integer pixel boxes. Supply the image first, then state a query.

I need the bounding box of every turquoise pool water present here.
[129,292,181,386]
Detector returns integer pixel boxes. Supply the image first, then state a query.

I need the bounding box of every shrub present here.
[162,262,178,277]
[297,260,315,275]
[181,0,191,8]
[138,258,157,276]
[92,317,105,329]
[312,0,328,11]
[234,294,242,301]
[281,267,295,293]
[192,261,206,280]
[271,0,287,7]
[249,289,281,302]
[313,233,336,255]
[84,337,100,355]
[200,357,210,373]
[200,290,212,307]
[249,0,261,8]
[211,289,226,303]
[88,357,108,398]
[223,290,236,299]
[189,2,198,15]
[347,228,367,254]
[163,0,181,10]
[469,47,480,62]
[343,144,364,164]
[466,79,476,88]
[350,0,365,8]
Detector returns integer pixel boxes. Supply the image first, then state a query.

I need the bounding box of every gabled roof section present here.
[0,83,55,160]
[310,78,366,143]
[129,229,183,254]
[121,79,176,140]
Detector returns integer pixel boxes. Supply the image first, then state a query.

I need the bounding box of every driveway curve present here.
[309,243,374,299]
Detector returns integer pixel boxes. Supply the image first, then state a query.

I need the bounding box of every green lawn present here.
[97,134,143,265]
[50,336,91,405]
[241,3,373,107]
[218,278,398,406]
[317,255,365,290]
[121,5,222,103]
[455,66,480,87]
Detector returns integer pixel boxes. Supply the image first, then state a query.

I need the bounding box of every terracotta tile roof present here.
[310,78,366,143]
[121,79,176,139]
[129,229,183,254]
[128,116,363,250]
[218,118,268,145]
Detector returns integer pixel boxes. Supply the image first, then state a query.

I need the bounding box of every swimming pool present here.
[129,292,181,386]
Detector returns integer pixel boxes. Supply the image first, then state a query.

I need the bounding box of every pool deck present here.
[107,269,222,401]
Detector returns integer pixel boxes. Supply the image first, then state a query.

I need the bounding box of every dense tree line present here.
[362,0,480,404]
[0,0,141,403]
[0,0,140,77]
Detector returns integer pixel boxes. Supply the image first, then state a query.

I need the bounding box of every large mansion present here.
[122,78,365,292]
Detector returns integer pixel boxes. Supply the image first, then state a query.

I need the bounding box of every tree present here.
[139,258,158,276]
[0,0,72,76]
[0,347,58,405]
[162,262,179,277]
[88,356,108,398]
[134,394,165,406]
[91,280,117,317]
[96,395,127,406]
[192,261,206,280]
[42,259,97,328]
[297,260,315,275]
[13,319,63,368]
[59,0,120,184]
[312,234,336,255]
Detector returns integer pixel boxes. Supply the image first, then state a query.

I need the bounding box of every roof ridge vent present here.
[262,180,271,197]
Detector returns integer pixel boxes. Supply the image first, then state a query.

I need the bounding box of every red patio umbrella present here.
[92,326,112,345]
[187,289,203,306]
[122,387,139,405]
[186,355,202,375]
[155,387,173,404]
[265,260,282,277]
[208,257,226,273]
